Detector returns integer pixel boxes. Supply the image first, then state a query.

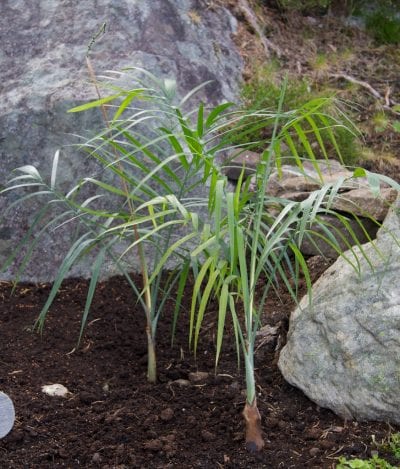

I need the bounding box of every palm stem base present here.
[243,399,264,452]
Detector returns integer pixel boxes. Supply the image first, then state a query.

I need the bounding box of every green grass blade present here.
[78,247,107,345]
[148,231,198,284]
[205,102,234,129]
[197,102,204,139]
[190,256,214,347]
[179,81,213,107]
[112,89,145,122]
[215,281,229,367]
[34,234,94,332]
[68,93,122,113]
[228,294,242,368]
[171,260,190,345]
[194,267,220,353]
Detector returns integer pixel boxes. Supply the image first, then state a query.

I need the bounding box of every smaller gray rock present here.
[42,383,70,397]
[255,159,394,257]
[330,187,397,221]
[263,159,393,222]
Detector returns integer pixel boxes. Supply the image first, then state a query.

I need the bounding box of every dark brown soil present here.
[1,258,399,468]
[2,5,400,469]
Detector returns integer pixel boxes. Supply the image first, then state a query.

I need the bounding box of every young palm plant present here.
[2,68,398,450]
[185,81,400,451]
[0,68,244,383]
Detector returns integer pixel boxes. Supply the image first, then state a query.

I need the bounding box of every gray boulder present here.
[278,197,400,424]
[0,1,243,282]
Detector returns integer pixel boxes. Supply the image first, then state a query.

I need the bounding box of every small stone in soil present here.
[163,433,176,443]
[171,379,191,386]
[309,447,320,457]
[92,452,102,463]
[188,371,209,383]
[320,439,335,450]
[187,415,197,425]
[57,448,68,459]
[201,430,215,442]
[278,420,286,430]
[160,407,174,421]
[42,383,70,397]
[143,439,163,451]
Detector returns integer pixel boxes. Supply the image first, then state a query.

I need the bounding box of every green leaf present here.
[179,80,213,107]
[15,165,42,181]
[197,102,204,139]
[112,89,145,122]
[35,234,95,332]
[68,93,122,113]
[148,231,198,284]
[171,260,191,345]
[194,267,220,353]
[163,78,177,101]
[190,256,214,348]
[215,282,229,367]
[205,102,234,129]
[213,179,224,242]
[78,247,107,345]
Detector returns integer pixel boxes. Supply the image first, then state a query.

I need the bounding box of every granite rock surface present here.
[278,198,400,424]
[0,0,243,281]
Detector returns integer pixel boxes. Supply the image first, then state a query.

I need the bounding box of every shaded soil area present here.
[1,260,399,468]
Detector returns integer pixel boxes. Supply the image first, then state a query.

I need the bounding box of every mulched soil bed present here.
[1,260,399,468]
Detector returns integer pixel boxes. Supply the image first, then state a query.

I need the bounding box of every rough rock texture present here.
[0,0,243,281]
[266,161,396,221]
[331,188,397,221]
[278,198,400,424]
[224,155,395,221]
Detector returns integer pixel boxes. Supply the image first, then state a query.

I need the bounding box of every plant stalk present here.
[243,398,264,453]
[241,78,287,452]
[86,54,155,381]
[243,344,264,452]
[146,324,157,383]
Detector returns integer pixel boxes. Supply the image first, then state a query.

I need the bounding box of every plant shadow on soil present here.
[0,256,399,468]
